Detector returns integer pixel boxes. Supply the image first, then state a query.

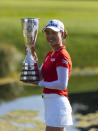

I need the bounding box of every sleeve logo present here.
[62,59,68,64]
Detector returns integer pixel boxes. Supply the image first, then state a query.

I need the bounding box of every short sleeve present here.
[56,54,69,68]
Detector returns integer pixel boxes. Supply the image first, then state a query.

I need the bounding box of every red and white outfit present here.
[38,45,73,127]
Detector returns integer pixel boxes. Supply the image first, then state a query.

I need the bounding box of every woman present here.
[31,19,73,131]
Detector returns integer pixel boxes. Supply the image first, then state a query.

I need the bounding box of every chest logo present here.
[50,58,55,62]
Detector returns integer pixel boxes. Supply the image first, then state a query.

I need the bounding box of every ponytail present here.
[63,30,68,40]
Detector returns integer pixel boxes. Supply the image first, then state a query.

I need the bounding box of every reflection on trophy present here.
[20,18,40,82]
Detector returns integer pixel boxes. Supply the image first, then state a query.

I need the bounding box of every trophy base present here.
[20,63,39,83]
[20,75,39,82]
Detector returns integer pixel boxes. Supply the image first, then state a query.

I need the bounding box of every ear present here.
[62,30,68,40]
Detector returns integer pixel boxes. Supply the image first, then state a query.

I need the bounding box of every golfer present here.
[32,19,73,131]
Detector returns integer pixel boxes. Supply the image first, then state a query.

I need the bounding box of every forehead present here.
[45,28,59,34]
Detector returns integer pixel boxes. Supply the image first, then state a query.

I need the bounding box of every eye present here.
[45,30,50,35]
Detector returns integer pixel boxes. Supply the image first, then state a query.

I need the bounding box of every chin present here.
[49,42,56,45]
[50,43,57,47]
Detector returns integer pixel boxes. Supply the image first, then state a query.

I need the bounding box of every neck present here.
[52,43,62,51]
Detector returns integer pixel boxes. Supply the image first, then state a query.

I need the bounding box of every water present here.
[10,121,35,128]
[0,95,80,131]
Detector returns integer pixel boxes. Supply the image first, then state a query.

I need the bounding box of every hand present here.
[32,81,39,85]
[23,81,32,84]
[30,30,37,59]
[30,44,35,55]
[23,81,38,85]
[24,45,28,55]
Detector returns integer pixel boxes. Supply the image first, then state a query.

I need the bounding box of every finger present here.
[24,45,27,49]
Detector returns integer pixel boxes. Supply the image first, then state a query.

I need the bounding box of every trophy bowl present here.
[20,18,40,83]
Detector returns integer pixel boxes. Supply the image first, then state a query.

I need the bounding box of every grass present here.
[68,75,98,94]
[0,0,98,67]
[75,111,98,130]
[0,110,45,131]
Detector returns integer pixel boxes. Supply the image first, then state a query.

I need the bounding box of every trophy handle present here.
[32,29,37,47]
[30,29,37,59]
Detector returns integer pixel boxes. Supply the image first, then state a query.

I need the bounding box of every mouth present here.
[50,40,53,42]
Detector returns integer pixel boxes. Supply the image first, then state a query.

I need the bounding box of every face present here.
[45,28,63,47]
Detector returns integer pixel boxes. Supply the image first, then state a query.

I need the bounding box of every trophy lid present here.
[21,18,40,22]
[21,18,40,28]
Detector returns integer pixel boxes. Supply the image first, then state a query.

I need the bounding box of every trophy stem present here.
[24,48,34,64]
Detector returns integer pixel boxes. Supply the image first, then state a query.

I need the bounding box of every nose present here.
[47,35,54,41]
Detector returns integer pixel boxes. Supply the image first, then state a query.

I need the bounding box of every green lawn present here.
[68,75,98,94]
[0,0,98,67]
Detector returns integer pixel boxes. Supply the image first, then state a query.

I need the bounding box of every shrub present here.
[0,43,23,77]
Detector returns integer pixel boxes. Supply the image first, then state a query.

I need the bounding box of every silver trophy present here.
[20,18,40,82]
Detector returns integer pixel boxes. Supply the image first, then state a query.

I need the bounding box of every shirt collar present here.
[55,45,66,52]
[50,45,66,56]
